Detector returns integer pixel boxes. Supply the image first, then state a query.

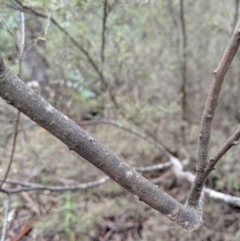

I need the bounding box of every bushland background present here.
[0,0,240,240]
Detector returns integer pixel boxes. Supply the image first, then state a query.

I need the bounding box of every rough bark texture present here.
[0,55,201,231]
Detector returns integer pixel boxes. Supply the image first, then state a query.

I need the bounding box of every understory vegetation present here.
[1,0,240,240]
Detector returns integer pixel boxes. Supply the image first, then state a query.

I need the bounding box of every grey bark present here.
[0,55,201,231]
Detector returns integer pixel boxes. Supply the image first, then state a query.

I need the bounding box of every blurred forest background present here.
[1,0,240,240]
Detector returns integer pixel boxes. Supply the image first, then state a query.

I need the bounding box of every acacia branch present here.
[186,20,240,208]
[0,55,202,231]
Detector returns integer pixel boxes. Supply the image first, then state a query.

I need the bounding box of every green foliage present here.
[60,192,78,241]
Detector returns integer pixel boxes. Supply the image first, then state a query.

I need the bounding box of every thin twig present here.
[98,0,120,109]
[1,122,37,138]
[179,0,188,143]
[11,0,103,85]
[1,158,240,208]
[203,127,240,177]
[0,14,18,51]
[79,119,173,160]
[233,0,239,33]
[0,194,11,241]
[11,0,104,82]
[4,118,174,160]
[0,162,171,193]
[0,110,20,189]
[0,176,110,193]
[204,188,240,207]
[19,12,25,58]
[101,0,108,66]
[187,20,240,208]
[135,162,172,172]
[43,11,52,37]
[0,13,25,188]
[11,0,120,109]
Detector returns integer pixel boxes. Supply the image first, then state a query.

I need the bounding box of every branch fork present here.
[186,21,240,208]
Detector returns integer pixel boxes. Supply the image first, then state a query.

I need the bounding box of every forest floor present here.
[0,107,240,241]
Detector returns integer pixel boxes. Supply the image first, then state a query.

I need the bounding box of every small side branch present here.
[2,161,240,208]
[79,119,173,160]
[204,188,240,207]
[0,110,20,189]
[203,127,240,177]
[0,162,172,194]
[179,0,188,140]
[0,176,110,194]
[0,14,18,51]
[101,0,108,66]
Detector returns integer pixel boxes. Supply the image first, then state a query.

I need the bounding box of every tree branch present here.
[0,55,202,231]
[186,20,240,208]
